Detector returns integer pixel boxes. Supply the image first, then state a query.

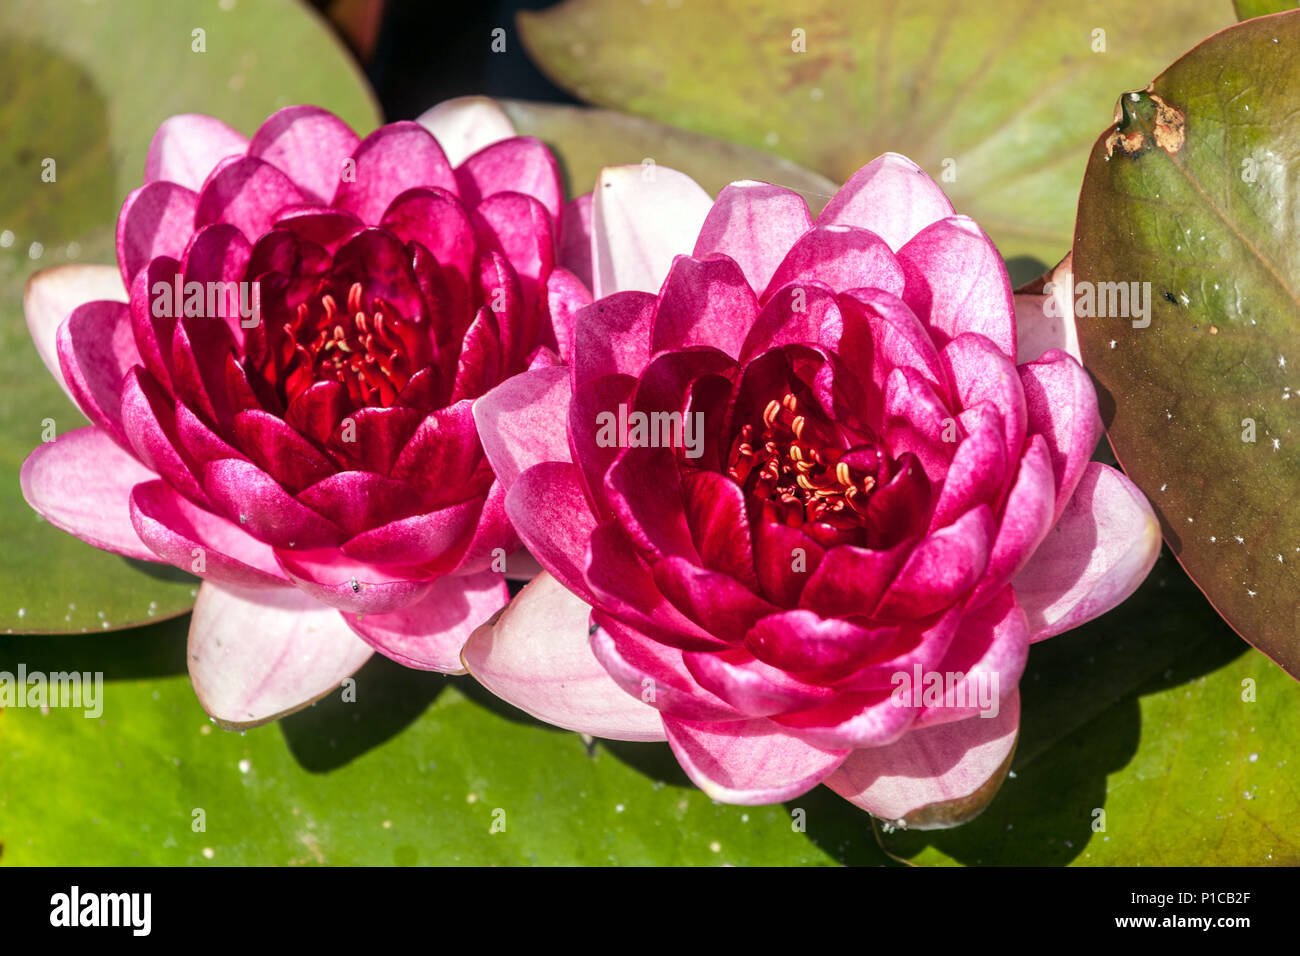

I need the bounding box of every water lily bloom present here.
[467,156,1160,826]
[21,97,591,727]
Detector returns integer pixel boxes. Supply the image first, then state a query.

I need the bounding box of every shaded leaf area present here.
[1234,1,1299,20]
[0,0,381,631]
[518,0,1235,276]
[1074,10,1300,677]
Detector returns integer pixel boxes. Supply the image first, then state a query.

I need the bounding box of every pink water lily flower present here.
[21,97,591,727]
[467,157,1160,827]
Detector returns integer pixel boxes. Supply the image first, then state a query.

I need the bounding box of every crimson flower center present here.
[282,281,426,410]
[726,391,877,529]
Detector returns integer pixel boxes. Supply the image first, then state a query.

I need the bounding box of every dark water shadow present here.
[280,652,450,773]
[0,614,189,679]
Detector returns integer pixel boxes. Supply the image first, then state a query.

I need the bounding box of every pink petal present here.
[57,298,138,446]
[825,691,1020,828]
[24,265,126,400]
[145,114,249,191]
[651,254,758,359]
[461,571,667,740]
[545,266,592,364]
[20,427,155,561]
[590,612,743,722]
[1019,349,1104,524]
[275,548,433,615]
[247,105,360,204]
[344,569,508,672]
[897,216,1016,358]
[194,156,308,241]
[129,480,288,587]
[940,332,1026,462]
[572,292,657,386]
[693,181,813,293]
[456,136,563,223]
[504,461,600,606]
[1014,254,1081,365]
[761,224,904,301]
[817,152,955,252]
[116,181,197,285]
[875,506,995,619]
[473,365,573,492]
[559,193,594,290]
[333,121,457,224]
[591,164,712,298]
[416,95,516,166]
[1013,463,1160,641]
[662,716,849,804]
[970,434,1056,606]
[200,458,346,549]
[188,581,373,728]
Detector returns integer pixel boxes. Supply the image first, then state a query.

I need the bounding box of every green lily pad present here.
[502,99,838,212]
[517,0,1235,279]
[0,0,380,632]
[1073,10,1300,679]
[1235,0,1298,20]
[0,617,891,866]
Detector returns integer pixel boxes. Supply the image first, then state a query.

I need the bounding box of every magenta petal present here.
[200,458,345,548]
[188,581,373,728]
[1019,349,1104,524]
[762,225,904,301]
[770,687,916,750]
[876,506,995,619]
[456,136,563,223]
[559,193,594,291]
[129,480,288,587]
[247,105,360,203]
[817,153,955,252]
[970,435,1056,607]
[341,497,483,566]
[120,367,209,506]
[590,612,743,722]
[572,292,657,386]
[194,156,307,241]
[881,366,957,484]
[739,281,840,363]
[940,332,1026,463]
[380,187,474,296]
[473,365,572,492]
[653,556,778,643]
[346,568,507,673]
[504,461,600,606]
[462,572,666,740]
[145,114,248,191]
[746,609,896,675]
[799,537,913,620]
[825,691,1020,828]
[586,522,728,652]
[651,254,758,359]
[20,427,155,561]
[1013,463,1160,641]
[914,588,1029,728]
[274,548,432,615]
[898,216,1016,358]
[116,181,197,286]
[693,181,813,293]
[25,265,126,400]
[231,409,336,494]
[545,266,592,365]
[294,471,422,538]
[56,299,141,447]
[662,716,849,804]
[682,648,834,717]
[333,121,457,224]
[928,404,1006,532]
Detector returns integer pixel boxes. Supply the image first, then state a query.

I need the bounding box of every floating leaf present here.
[0,0,380,632]
[1073,10,1300,678]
